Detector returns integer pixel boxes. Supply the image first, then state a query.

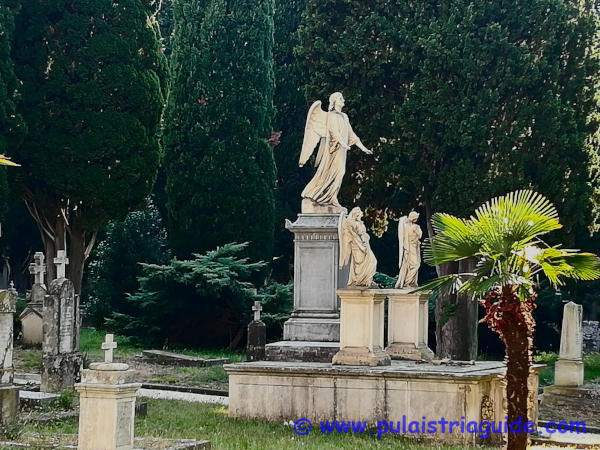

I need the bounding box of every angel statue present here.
[339,207,378,287]
[299,92,372,213]
[395,211,422,289]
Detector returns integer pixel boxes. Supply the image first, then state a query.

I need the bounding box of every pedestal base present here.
[332,346,390,366]
[333,289,390,366]
[283,317,339,342]
[76,366,140,450]
[266,341,339,362]
[386,343,435,361]
[554,359,584,387]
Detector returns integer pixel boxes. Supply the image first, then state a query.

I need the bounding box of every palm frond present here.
[414,274,466,297]
[423,213,481,265]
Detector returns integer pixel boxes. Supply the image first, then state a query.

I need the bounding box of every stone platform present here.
[265,341,339,362]
[226,360,544,444]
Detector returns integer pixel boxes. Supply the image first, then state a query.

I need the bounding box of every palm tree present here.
[419,190,600,450]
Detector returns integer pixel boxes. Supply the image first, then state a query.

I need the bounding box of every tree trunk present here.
[425,196,478,360]
[434,259,478,360]
[481,288,535,450]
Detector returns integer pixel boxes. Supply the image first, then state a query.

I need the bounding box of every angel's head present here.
[328,92,345,111]
[349,207,363,220]
[408,211,419,222]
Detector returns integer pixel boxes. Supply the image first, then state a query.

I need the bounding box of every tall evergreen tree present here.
[298,0,600,358]
[164,0,276,266]
[271,0,309,280]
[11,0,168,293]
[0,0,24,219]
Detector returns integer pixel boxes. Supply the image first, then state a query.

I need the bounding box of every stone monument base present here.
[225,360,544,445]
[332,346,391,366]
[386,343,435,361]
[41,352,83,392]
[0,385,18,428]
[265,341,339,363]
[554,359,584,386]
[283,316,340,342]
[541,384,599,409]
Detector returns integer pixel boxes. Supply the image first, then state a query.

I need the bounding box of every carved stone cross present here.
[101,334,118,363]
[54,250,69,279]
[252,301,262,322]
[28,252,46,286]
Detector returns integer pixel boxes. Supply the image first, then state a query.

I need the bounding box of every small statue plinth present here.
[384,289,434,361]
[332,288,391,367]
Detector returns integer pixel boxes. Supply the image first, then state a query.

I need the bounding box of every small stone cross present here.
[28,252,46,286]
[54,250,69,279]
[101,334,118,363]
[252,301,262,321]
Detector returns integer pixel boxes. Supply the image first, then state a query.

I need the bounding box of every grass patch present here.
[534,352,600,387]
[80,328,142,360]
[21,399,491,449]
[14,348,42,371]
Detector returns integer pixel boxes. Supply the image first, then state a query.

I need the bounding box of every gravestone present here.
[41,254,82,392]
[247,301,266,361]
[76,334,141,450]
[20,252,46,345]
[0,290,19,428]
[265,214,348,362]
[554,302,584,387]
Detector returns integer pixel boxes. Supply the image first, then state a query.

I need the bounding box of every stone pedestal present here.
[332,289,390,366]
[383,289,434,361]
[283,214,346,342]
[75,362,141,450]
[267,214,347,362]
[554,301,584,387]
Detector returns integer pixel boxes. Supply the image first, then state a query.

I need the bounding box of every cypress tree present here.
[0,0,23,219]
[164,0,276,265]
[11,0,168,293]
[271,0,309,280]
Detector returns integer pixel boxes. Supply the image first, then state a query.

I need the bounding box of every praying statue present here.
[339,207,377,287]
[395,211,422,289]
[299,92,372,213]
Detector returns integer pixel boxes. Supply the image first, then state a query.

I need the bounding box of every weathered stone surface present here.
[555,302,584,387]
[247,320,266,362]
[384,289,434,361]
[281,214,346,343]
[225,360,544,444]
[19,390,60,409]
[583,320,599,354]
[265,341,339,363]
[142,350,229,367]
[333,288,390,366]
[19,307,43,346]
[41,353,83,393]
[0,291,16,384]
[0,386,18,429]
[41,278,81,392]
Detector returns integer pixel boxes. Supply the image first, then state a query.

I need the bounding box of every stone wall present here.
[583,321,599,354]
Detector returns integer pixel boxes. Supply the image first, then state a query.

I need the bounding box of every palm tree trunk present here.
[480,288,536,450]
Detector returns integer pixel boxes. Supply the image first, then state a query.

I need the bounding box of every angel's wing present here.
[398,217,407,270]
[299,101,328,166]
[338,212,351,268]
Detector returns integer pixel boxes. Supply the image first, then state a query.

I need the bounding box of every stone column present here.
[332,289,390,366]
[282,214,347,342]
[384,289,434,360]
[554,301,584,387]
[0,290,19,428]
[76,335,140,450]
[41,278,82,392]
